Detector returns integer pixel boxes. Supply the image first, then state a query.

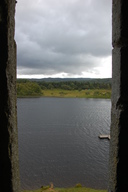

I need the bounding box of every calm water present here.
[17,98,111,190]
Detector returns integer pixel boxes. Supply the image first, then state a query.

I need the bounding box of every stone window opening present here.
[0,0,128,192]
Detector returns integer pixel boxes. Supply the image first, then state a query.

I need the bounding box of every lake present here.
[17,97,111,190]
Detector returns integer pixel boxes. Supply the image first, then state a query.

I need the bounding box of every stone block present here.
[0,0,20,191]
[112,0,128,47]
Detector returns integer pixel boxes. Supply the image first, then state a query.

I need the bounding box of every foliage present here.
[36,80,111,90]
[75,183,82,188]
[41,185,50,190]
[17,81,42,97]
[16,78,111,98]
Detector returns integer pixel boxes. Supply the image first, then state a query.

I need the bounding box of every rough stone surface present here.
[1,0,128,192]
[112,1,128,47]
[0,0,20,191]
[109,0,128,191]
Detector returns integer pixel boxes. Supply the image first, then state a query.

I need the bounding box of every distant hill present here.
[28,78,92,82]
[17,77,112,84]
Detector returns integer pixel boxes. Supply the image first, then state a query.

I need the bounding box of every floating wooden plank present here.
[99,134,110,140]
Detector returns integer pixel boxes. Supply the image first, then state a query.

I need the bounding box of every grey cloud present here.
[15,0,112,77]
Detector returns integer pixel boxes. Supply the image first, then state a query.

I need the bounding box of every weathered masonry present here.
[0,0,20,191]
[109,1,128,191]
[0,0,128,192]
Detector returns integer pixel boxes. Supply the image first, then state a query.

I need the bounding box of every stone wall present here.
[109,0,128,191]
[1,0,128,191]
[0,0,20,191]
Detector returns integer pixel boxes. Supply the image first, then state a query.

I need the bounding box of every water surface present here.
[18,98,111,190]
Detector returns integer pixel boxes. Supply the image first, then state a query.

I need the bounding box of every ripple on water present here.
[18,98,110,190]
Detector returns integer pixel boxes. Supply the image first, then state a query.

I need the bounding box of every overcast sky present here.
[15,0,112,79]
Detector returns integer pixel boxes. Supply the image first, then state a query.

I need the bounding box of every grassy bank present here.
[18,89,111,99]
[22,187,107,192]
[41,89,111,99]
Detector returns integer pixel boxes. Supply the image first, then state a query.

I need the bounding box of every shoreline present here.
[17,89,111,99]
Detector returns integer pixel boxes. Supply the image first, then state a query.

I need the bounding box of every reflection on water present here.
[17,98,111,190]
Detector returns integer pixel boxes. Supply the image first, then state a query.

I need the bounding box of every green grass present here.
[41,89,111,99]
[17,89,111,99]
[55,188,107,192]
[22,184,107,192]
[22,187,107,192]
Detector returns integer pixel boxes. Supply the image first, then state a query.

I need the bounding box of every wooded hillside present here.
[17,78,111,98]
